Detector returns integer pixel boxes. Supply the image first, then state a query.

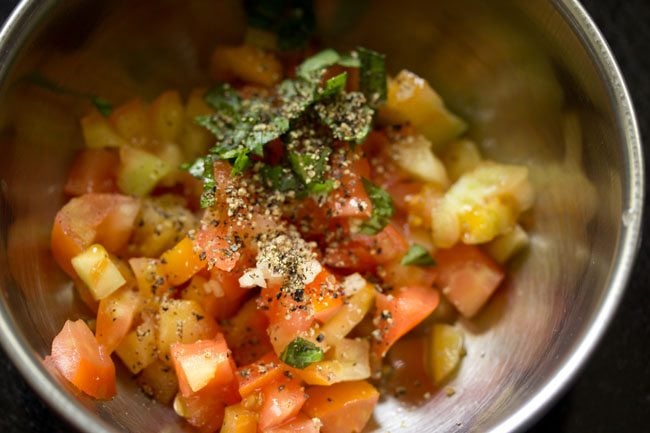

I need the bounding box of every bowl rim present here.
[0,1,643,432]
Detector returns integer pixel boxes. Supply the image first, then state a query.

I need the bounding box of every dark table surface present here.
[1,0,649,432]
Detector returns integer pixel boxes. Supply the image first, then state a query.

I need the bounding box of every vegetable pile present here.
[44,6,535,432]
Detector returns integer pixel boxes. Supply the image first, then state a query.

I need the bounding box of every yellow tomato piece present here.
[149,90,185,142]
[320,282,375,345]
[115,319,157,374]
[428,324,465,384]
[81,112,128,149]
[210,44,282,87]
[71,244,126,300]
[221,403,259,433]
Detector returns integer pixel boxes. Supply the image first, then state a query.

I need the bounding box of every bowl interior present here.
[0,0,641,432]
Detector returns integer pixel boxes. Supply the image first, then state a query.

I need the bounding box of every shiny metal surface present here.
[0,1,643,432]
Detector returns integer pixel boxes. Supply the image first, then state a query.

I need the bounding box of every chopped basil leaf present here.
[338,53,361,68]
[90,96,113,116]
[261,165,305,194]
[288,146,332,185]
[231,153,251,176]
[185,156,217,208]
[203,83,241,115]
[308,179,335,195]
[280,337,324,369]
[401,244,436,266]
[296,49,342,80]
[320,72,348,99]
[358,178,394,235]
[358,47,387,108]
[314,92,374,142]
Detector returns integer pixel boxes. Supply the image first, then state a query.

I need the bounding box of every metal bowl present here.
[0,0,643,432]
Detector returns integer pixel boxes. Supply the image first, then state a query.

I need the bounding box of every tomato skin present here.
[373,286,440,358]
[304,268,343,323]
[64,149,119,196]
[258,375,307,431]
[50,319,116,399]
[51,194,140,276]
[435,244,504,318]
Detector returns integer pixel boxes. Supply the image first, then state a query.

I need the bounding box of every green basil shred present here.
[401,244,436,266]
[280,337,324,369]
[189,46,386,208]
[358,178,394,235]
[357,47,387,108]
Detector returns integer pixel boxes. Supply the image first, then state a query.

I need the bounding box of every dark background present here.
[0,0,648,432]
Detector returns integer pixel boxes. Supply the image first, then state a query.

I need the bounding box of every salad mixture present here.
[44,5,534,433]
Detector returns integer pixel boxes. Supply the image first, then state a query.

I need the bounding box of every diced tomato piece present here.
[435,244,504,318]
[379,261,437,289]
[352,223,410,265]
[303,380,379,433]
[328,152,372,218]
[171,334,236,397]
[51,194,140,276]
[195,223,241,273]
[95,288,141,353]
[210,268,250,320]
[258,375,307,431]
[129,257,168,298]
[158,236,206,286]
[372,285,440,358]
[223,298,274,366]
[324,239,378,272]
[304,268,343,323]
[176,381,233,433]
[261,284,314,354]
[264,413,321,433]
[49,319,116,399]
[64,149,119,196]
[237,352,284,398]
[221,403,259,433]
[383,180,424,214]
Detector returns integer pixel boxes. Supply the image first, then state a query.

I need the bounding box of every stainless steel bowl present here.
[0,0,643,432]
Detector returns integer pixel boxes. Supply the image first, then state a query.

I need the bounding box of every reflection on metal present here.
[0,0,643,432]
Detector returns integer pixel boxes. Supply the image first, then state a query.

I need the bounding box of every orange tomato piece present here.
[372,285,440,358]
[51,193,140,276]
[264,413,322,433]
[261,284,315,354]
[64,149,119,196]
[352,223,410,265]
[258,375,307,431]
[49,319,116,399]
[303,380,379,433]
[223,298,274,366]
[435,244,504,318]
[95,287,141,353]
[158,236,206,286]
[236,352,284,398]
[304,268,343,323]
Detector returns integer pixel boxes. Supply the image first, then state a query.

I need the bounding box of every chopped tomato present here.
[95,288,141,353]
[435,244,504,318]
[158,236,206,286]
[303,380,379,433]
[324,238,378,272]
[210,268,250,320]
[237,352,284,398]
[328,152,372,218]
[51,194,140,276]
[258,375,307,431]
[49,319,116,399]
[171,334,236,397]
[379,260,437,289]
[64,149,119,196]
[352,223,410,265]
[264,413,321,433]
[261,283,315,354]
[373,285,440,358]
[223,298,274,366]
[304,267,343,323]
[176,380,238,433]
[195,222,241,273]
